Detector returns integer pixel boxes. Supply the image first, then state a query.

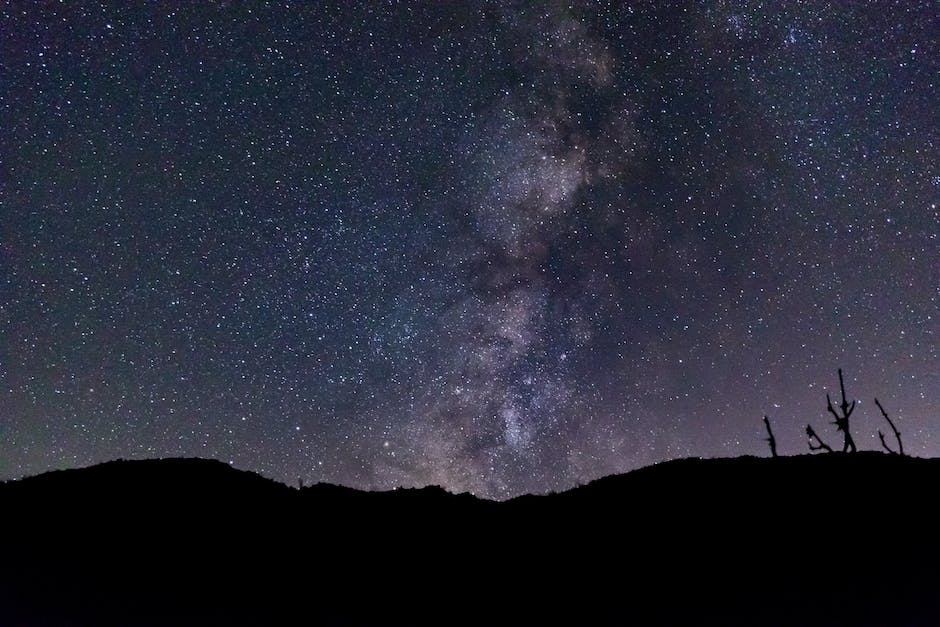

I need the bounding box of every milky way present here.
[2,1,938,498]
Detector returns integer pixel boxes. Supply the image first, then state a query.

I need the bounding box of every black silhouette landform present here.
[2,453,938,626]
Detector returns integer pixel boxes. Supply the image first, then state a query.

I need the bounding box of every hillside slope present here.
[2,453,938,626]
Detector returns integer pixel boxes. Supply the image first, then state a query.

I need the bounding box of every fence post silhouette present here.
[762,416,778,457]
[825,368,857,453]
[874,398,904,456]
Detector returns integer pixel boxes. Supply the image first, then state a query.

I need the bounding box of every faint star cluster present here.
[1,1,937,498]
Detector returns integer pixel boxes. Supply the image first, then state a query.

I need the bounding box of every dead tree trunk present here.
[762,416,778,457]
[825,368,857,453]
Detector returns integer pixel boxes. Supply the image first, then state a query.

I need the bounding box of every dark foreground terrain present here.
[1,452,938,626]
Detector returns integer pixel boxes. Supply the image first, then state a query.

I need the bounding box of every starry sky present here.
[2,1,938,498]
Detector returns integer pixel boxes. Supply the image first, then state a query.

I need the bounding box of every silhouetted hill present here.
[2,453,939,626]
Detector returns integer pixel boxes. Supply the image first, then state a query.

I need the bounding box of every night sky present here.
[2,1,937,498]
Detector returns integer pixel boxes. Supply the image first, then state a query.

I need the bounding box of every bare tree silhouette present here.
[806,425,834,453]
[825,369,857,453]
[769,369,917,458]
[874,398,904,456]
[762,416,778,457]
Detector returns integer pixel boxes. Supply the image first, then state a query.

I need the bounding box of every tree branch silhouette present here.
[874,398,904,456]
[762,416,778,457]
[806,425,833,453]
